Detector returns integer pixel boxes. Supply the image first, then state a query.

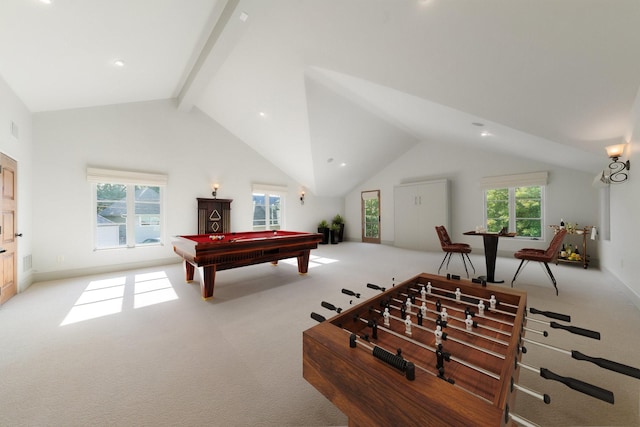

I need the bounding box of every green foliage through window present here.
[485,186,543,238]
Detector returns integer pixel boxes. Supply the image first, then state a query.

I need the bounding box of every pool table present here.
[172,230,323,299]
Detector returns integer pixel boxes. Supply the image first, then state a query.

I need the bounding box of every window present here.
[88,168,167,249]
[252,184,286,230]
[485,186,544,237]
[481,172,547,239]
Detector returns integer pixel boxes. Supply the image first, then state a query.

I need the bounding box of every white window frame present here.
[88,168,167,250]
[481,172,547,240]
[251,184,286,231]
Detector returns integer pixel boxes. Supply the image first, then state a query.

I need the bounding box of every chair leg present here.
[464,253,476,274]
[543,262,559,296]
[438,253,451,274]
[511,259,527,287]
[459,253,470,278]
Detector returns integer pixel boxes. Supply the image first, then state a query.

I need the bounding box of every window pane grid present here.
[95,183,163,249]
[485,186,544,238]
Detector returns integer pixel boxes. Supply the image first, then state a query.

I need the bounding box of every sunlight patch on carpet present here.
[134,271,178,308]
[60,271,178,326]
[60,277,126,326]
[280,254,339,269]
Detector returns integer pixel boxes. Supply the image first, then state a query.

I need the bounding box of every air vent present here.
[10,121,19,139]
[23,254,32,272]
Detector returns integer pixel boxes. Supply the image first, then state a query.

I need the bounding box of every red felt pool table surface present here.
[172,230,323,299]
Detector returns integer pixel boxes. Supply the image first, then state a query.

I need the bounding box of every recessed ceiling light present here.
[40,0,53,4]
[340,162,347,167]
[480,130,492,137]
[239,12,249,22]
[258,111,266,117]
[113,59,125,67]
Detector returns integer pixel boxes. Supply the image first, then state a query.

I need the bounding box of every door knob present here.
[15,233,23,237]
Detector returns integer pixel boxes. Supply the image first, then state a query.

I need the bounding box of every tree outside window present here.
[485,186,543,238]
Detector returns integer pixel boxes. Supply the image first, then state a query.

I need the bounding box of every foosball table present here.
[303,272,637,426]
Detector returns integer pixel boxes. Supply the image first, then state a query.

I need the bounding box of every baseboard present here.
[605,267,640,311]
[31,257,181,284]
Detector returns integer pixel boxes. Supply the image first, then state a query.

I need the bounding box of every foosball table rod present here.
[526,316,600,339]
[396,291,514,340]
[373,306,508,361]
[343,326,497,405]
[357,315,502,381]
[517,361,614,404]
[522,337,640,379]
[509,411,541,427]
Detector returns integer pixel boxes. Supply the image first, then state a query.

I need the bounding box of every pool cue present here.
[518,361,614,404]
[370,307,507,362]
[526,317,600,339]
[357,316,501,381]
[522,337,640,379]
[341,327,495,405]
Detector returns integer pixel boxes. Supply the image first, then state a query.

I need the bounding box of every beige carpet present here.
[0,242,638,426]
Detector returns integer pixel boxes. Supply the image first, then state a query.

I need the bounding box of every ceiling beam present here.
[177,0,245,112]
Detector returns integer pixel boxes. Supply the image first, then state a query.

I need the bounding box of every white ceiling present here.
[2,0,639,197]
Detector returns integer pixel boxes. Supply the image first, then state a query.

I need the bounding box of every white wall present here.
[600,89,640,302]
[0,75,34,292]
[32,100,341,280]
[345,140,599,259]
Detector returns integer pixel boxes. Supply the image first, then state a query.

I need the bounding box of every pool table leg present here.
[198,265,216,299]
[297,250,311,274]
[184,261,216,299]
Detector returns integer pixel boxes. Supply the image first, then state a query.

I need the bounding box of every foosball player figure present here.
[404,315,412,337]
[420,302,427,318]
[417,310,423,326]
[400,304,406,318]
[455,287,461,302]
[489,294,497,310]
[464,306,474,318]
[426,282,432,294]
[465,314,474,332]
[478,299,485,316]
[435,344,451,370]
[440,307,448,323]
[371,320,378,339]
[420,286,427,300]
[383,307,390,327]
[435,299,442,312]
[405,297,412,313]
[434,325,443,345]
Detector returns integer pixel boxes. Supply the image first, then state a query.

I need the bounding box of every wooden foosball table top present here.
[303,272,527,427]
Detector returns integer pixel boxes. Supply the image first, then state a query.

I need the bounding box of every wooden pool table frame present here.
[172,231,323,299]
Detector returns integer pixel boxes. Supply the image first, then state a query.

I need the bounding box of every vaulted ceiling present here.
[2,0,639,196]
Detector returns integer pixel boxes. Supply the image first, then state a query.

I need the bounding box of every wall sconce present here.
[300,191,305,205]
[211,183,220,198]
[605,143,630,183]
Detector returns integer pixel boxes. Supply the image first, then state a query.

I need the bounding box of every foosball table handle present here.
[539,368,614,404]
[572,350,640,379]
